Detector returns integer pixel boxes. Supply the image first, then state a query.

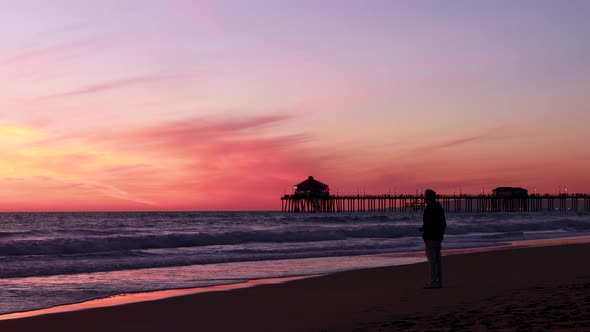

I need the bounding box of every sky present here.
[0,0,589,211]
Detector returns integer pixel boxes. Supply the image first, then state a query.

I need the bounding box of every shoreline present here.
[0,276,314,321]
[0,234,589,328]
[0,240,588,331]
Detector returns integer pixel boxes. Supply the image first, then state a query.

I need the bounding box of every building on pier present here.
[293,176,330,198]
[492,187,529,197]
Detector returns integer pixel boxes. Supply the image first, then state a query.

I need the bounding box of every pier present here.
[281,194,590,213]
[281,176,590,213]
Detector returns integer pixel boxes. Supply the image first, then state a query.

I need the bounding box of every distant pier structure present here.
[281,177,590,213]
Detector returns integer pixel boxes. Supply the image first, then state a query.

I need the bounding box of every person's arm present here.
[434,204,446,235]
[420,206,432,233]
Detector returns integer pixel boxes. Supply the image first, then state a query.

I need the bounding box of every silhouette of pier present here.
[281,193,590,213]
[281,176,590,213]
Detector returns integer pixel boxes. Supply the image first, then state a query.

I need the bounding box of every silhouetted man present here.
[420,189,446,288]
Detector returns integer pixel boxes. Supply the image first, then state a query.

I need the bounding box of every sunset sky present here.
[1,0,589,211]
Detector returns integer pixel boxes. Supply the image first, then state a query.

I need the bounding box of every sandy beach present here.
[1,242,589,331]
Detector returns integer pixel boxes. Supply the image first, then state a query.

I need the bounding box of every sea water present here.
[1,211,589,314]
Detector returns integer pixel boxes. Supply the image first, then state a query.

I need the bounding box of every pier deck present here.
[281,194,590,213]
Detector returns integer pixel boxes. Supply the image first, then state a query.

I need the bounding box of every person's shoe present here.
[424,283,442,289]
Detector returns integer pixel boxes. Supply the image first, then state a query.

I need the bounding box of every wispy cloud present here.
[99,112,319,209]
[0,113,322,210]
[36,73,190,100]
[128,113,296,147]
[415,125,512,152]
[82,181,157,206]
[0,39,95,65]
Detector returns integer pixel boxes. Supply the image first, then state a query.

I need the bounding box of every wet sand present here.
[0,242,589,331]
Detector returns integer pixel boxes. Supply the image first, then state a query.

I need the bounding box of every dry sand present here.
[0,242,589,331]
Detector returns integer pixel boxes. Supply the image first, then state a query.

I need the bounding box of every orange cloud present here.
[0,115,587,211]
[99,113,317,210]
[0,114,324,211]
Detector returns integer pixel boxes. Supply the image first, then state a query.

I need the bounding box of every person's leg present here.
[434,245,442,287]
[426,240,442,288]
[425,241,438,287]
[424,241,434,286]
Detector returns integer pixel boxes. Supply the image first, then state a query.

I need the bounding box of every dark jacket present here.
[421,201,447,241]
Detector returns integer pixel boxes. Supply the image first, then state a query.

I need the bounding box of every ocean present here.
[1,211,589,315]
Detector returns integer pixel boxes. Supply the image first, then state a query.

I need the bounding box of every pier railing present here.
[281,194,590,213]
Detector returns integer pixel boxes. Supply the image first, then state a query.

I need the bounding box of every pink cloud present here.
[5,113,585,211]
[0,175,156,211]
[415,125,513,152]
[318,125,521,195]
[0,39,95,65]
[3,113,320,210]
[132,114,294,144]
[90,113,320,209]
[36,73,190,100]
